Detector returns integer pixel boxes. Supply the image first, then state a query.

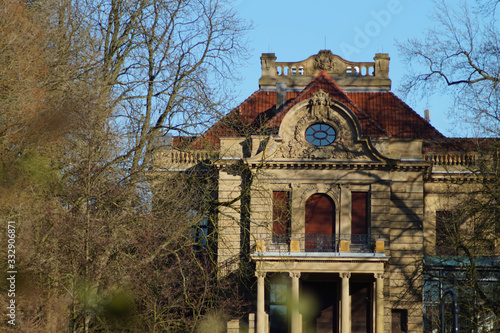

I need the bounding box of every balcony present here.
[253,233,386,256]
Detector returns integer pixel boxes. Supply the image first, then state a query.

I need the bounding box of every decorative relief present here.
[314,50,335,71]
[309,89,335,119]
[273,90,370,161]
[298,184,319,200]
[295,183,340,209]
[262,58,270,70]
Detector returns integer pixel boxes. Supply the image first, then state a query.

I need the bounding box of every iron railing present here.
[304,233,338,252]
[255,233,380,253]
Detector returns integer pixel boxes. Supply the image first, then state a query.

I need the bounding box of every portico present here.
[252,255,388,333]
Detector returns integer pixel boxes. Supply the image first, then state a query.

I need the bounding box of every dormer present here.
[259,50,391,91]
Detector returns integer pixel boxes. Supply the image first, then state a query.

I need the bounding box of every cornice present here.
[244,160,429,172]
[251,254,389,263]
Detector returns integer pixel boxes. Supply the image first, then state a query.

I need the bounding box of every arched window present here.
[305,194,335,251]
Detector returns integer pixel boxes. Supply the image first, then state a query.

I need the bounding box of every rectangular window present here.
[273,191,290,243]
[435,211,455,255]
[392,309,408,333]
[351,192,369,244]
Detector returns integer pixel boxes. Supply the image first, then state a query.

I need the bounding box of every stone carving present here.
[309,89,335,119]
[271,90,373,161]
[314,50,335,71]
[298,184,319,199]
[295,183,340,210]
[262,58,270,70]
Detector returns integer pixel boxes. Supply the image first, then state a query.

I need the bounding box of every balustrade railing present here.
[424,153,476,167]
[274,62,375,78]
[155,150,218,165]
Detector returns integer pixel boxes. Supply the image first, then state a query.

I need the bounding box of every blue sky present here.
[232,0,456,136]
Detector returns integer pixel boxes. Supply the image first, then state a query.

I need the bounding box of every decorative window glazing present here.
[305,123,336,146]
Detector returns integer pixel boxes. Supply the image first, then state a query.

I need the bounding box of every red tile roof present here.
[348,91,444,139]
[189,72,446,149]
[264,71,388,137]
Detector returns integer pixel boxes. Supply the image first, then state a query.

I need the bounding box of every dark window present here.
[392,309,408,333]
[194,216,209,248]
[273,191,290,243]
[436,211,456,255]
[351,192,369,244]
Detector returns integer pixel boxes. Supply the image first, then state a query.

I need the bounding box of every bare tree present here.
[398,1,500,331]
[398,0,500,136]
[79,0,251,177]
[1,0,250,331]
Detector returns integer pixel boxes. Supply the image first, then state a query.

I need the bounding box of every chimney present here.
[276,82,287,109]
[424,109,430,122]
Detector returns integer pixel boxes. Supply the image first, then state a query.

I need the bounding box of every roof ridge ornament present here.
[314,50,335,71]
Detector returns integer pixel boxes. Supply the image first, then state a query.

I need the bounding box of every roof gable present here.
[264,71,388,136]
[189,71,445,149]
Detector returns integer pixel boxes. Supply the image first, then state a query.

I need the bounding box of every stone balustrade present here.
[259,50,391,90]
[274,60,376,78]
[424,152,477,167]
[153,150,218,169]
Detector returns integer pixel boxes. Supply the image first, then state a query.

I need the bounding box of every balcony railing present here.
[254,233,386,254]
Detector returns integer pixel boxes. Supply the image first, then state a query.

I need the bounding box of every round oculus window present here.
[305,123,336,146]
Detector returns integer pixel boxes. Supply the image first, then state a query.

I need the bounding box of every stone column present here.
[375,273,385,333]
[290,272,301,333]
[256,271,266,333]
[340,272,351,333]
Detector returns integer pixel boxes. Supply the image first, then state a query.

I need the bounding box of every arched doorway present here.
[305,193,335,252]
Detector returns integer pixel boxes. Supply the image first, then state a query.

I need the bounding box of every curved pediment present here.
[260,90,389,162]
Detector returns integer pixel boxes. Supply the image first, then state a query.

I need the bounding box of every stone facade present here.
[154,51,499,333]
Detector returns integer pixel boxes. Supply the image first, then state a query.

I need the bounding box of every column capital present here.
[340,272,351,279]
[375,272,385,279]
[255,271,266,279]
[289,271,301,279]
